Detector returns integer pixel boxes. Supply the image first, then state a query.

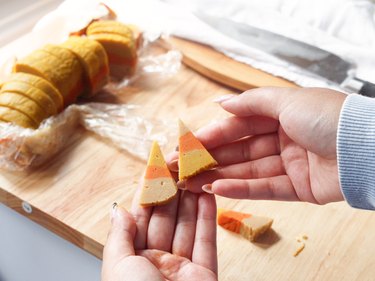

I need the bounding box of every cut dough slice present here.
[178,119,217,180]
[41,45,84,105]
[140,141,178,207]
[1,81,57,116]
[217,208,273,242]
[0,92,48,125]
[61,36,109,97]
[0,106,37,129]
[8,73,63,112]
[88,33,137,79]
[86,20,134,38]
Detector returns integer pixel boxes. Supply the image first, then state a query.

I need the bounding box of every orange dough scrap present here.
[217,208,273,242]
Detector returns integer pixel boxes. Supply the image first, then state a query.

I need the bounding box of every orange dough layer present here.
[145,165,173,180]
[179,131,206,153]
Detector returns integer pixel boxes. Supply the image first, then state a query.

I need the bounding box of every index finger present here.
[165,115,278,169]
[195,115,278,150]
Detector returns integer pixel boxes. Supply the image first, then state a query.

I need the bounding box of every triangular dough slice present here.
[140,141,178,207]
[178,119,217,180]
[217,208,273,242]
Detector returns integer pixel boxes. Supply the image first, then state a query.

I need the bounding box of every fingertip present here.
[212,94,237,104]
[198,192,217,217]
[111,205,136,233]
[202,184,214,194]
[168,159,179,172]
[104,204,137,263]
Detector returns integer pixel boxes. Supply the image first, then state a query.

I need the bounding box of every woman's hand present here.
[167,87,346,204]
[102,188,217,281]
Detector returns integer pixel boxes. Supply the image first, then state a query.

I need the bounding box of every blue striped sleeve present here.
[337,93,375,210]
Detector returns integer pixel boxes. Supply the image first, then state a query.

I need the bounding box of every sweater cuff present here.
[337,94,375,210]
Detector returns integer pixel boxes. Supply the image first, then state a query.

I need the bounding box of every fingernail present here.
[202,184,214,194]
[213,94,236,104]
[169,159,179,172]
[177,180,187,190]
[111,202,118,220]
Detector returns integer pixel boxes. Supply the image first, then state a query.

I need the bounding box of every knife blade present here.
[194,11,375,96]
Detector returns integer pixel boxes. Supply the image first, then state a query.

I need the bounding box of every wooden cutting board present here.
[2,34,375,281]
[167,37,297,91]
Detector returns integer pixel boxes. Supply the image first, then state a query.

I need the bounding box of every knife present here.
[194,11,375,97]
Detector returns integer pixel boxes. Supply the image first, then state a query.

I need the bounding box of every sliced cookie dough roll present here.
[61,36,109,98]
[8,73,64,113]
[140,141,178,207]
[0,92,49,127]
[13,45,83,107]
[0,106,37,129]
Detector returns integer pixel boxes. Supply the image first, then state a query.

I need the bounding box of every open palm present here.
[167,87,346,204]
[102,188,217,281]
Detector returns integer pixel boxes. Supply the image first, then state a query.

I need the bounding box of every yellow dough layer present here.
[1,81,57,116]
[178,120,217,180]
[179,149,217,180]
[0,106,37,128]
[8,73,63,112]
[0,92,48,125]
[86,20,134,38]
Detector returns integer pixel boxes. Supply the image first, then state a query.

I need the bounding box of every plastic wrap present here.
[0,101,178,171]
[0,31,182,171]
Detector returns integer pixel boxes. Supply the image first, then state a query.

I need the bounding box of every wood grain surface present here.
[1,44,375,281]
[167,37,298,91]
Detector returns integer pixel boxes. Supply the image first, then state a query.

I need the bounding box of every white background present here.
[0,203,102,281]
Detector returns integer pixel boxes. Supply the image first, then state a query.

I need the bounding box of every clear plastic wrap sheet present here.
[0,101,178,171]
[0,35,181,171]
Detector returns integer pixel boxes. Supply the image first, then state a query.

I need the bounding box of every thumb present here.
[219,87,297,118]
[103,204,136,265]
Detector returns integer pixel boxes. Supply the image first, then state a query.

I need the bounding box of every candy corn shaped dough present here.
[0,92,48,126]
[1,81,57,116]
[217,208,273,242]
[178,120,218,181]
[0,106,37,128]
[14,46,83,106]
[8,73,64,112]
[61,36,109,97]
[140,141,178,207]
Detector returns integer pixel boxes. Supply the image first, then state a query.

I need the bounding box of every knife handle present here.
[356,79,375,98]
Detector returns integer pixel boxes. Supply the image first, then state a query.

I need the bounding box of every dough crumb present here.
[293,242,305,257]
